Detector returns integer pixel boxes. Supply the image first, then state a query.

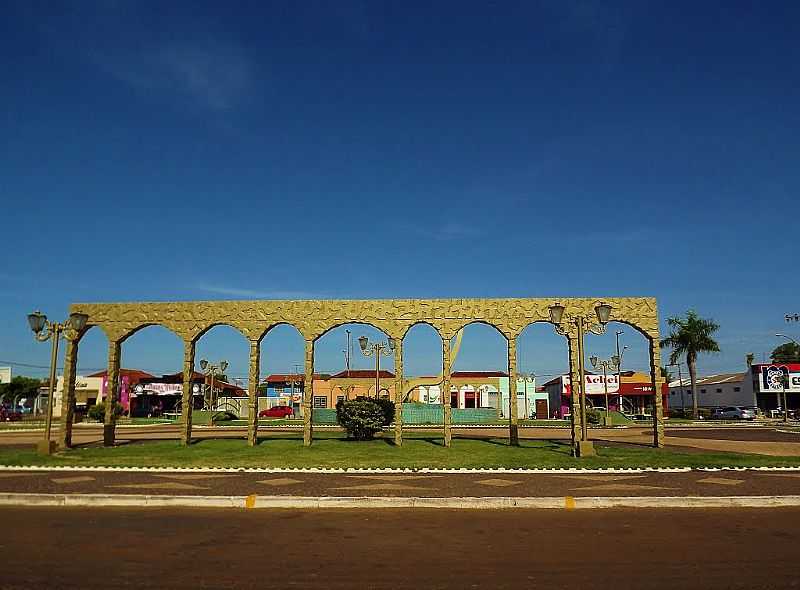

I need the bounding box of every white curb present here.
[2,493,800,510]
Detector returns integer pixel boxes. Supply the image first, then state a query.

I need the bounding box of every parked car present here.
[711,406,755,421]
[0,407,22,422]
[258,405,294,418]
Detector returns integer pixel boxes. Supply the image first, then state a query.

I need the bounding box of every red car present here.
[259,405,294,418]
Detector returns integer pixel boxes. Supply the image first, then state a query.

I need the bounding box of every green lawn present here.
[1,432,799,469]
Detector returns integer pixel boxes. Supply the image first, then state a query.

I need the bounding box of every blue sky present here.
[2,1,799,382]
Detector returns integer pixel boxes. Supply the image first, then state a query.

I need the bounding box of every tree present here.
[0,376,43,410]
[771,342,800,363]
[660,366,673,383]
[660,310,721,419]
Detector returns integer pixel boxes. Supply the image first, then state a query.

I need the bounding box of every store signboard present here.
[562,374,619,395]
[0,367,11,384]
[759,366,800,393]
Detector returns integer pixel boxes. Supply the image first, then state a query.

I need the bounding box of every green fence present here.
[402,404,497,425]
[310,405,497,426]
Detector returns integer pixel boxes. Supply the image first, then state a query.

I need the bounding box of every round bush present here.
[336,399,385,440]
[87,401,124,422]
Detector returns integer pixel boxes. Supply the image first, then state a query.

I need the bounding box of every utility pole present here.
[345,329,352,377]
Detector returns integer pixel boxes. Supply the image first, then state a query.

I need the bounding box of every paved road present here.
[1,468,800,498]
[2,506,799,589]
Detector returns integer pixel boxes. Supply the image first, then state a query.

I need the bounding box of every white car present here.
[712,406,755,421]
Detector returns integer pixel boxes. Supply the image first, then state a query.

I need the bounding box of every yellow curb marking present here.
[564,496,576,510]
[245,494,257,509]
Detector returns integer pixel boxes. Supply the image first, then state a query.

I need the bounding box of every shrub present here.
[585,407,601,425]
[213,410,238,422]
[87,401,124,422]
[336,399,385,440]
[369,396,395,426]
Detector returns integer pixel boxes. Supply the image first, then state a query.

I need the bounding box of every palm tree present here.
[660,310,721,419]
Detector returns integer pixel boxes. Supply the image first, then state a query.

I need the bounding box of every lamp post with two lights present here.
[27,310,88,455]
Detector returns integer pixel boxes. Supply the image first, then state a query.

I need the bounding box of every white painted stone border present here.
[1,493,800,510]
[2,464,800,474]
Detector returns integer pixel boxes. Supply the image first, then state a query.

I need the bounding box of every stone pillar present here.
[58,337,79,449]
[508,338,519,446]
[650,339,665,448]
[103,340,121,447]
[442,335,452,447]
[394,339,404,446]
[303,339,314,447]
[567,334,582,454]
[247,339,260,447]
[180,339,196,446]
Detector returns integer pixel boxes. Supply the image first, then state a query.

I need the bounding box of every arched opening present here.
[402,322,444,405]
[450,322,508,416]
[313,323,396,415]
[119,325,183,419]
[583,321,658,419]
[193,324,249,419]
[516,321,570,421]
[259,323,305,422]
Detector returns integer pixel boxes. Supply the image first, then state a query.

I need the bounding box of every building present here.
[750,362,800,413]
[543,371,667,418]
[51,369,154,417]
[667,373,753,410]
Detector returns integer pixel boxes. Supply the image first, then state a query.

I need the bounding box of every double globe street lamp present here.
[199,359,228,412]
[548,302,613,456]
[358,335,395,398]
[27,310,89,455]
[590,354,620,424]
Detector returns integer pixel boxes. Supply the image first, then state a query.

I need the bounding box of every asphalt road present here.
[2,507,799,589]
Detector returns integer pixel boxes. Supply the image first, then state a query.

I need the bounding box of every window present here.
[274,386,285,393]
[716,388,723,393]
[700,389,707,394]
[336,395,345,403]
[734,387,741,392]
[313,396,327,408]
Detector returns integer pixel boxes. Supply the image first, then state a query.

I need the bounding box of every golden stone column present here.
[394,339,404,447]
[58,337,79,449]
[442,335,452,448]
[180,339,196,446]
[103,340,121,447]
[508,338,519,446]
[567,334,583,455]
[650,340,665,448]
[247,339,260,447]
[303,339,314,447]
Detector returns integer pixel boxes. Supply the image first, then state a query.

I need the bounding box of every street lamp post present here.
[358,335,395,398]
[590,355,620,425]
[518,373,536,420]
[27,310,89,455]
[615,330,628,414]
[548,302,613,457]
[199,359,228,412]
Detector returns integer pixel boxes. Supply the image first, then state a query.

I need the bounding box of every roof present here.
[668,373,746,387]
[451,371,508,378]
[263,374,331,383]
[330,370,395,379]
[87,368,155,382]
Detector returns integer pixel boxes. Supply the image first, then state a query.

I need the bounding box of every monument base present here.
[37,440,57,455]
[574,440,596,457]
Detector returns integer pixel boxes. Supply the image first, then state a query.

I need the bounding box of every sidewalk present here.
[2,466,800,509]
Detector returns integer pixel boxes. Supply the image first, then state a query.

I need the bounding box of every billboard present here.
[562,374,619,395]
[0,367,10,384]
[759,365,800,393]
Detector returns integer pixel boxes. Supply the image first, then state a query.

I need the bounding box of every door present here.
[535,399,548,420]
